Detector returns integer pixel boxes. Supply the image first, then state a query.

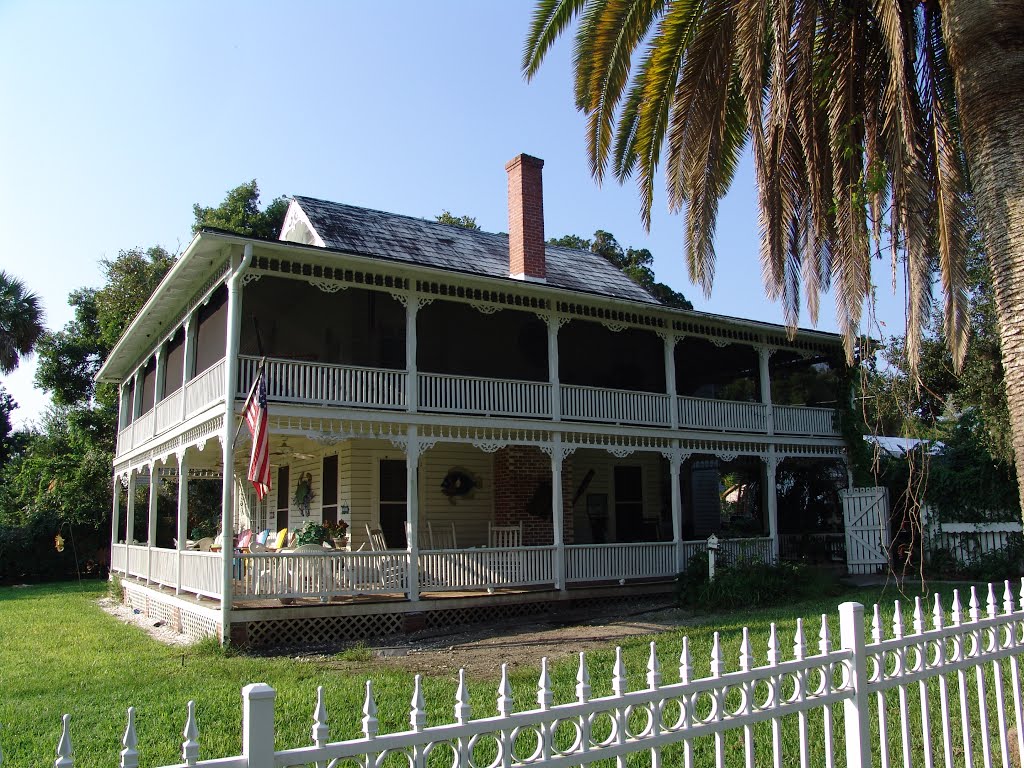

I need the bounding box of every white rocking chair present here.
[428,521,458,550]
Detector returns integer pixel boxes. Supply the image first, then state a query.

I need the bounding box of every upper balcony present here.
[116,353,838,457]
[113,279,846,458]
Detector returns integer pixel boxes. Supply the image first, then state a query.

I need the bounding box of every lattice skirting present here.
[236,592,659,649]
[119,581,221,642]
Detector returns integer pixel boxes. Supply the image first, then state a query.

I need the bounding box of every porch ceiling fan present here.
[271,437,315,462]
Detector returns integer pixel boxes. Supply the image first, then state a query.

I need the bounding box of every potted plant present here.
[295,521,329,547]
[323,519,349,549]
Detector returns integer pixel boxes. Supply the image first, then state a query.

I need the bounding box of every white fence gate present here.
[841,486,891,575]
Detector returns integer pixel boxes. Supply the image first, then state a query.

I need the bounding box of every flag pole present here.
[232,356,267,450]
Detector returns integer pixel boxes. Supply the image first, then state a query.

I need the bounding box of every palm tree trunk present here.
[941,1,1024,521]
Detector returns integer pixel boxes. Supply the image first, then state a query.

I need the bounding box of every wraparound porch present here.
[110,537,774,604]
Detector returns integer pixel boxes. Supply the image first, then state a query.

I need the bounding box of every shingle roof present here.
[291,196,660,305]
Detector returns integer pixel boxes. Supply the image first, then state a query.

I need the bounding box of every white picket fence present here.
[38,582,1024,768]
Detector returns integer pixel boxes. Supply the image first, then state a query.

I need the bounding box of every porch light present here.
[340,504,350,516]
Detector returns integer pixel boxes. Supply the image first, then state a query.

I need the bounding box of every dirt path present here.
[319,600,694,678]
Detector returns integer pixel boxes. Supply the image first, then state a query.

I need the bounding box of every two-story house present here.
[101,154,849,646]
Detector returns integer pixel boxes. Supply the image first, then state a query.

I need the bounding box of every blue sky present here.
[0,1,905,425]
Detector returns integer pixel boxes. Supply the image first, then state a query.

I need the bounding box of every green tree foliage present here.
[0,270,44,374]
[549,230,692,309]
[435,211,481,230]
[2,182,282,578]
[864,231,1010,465]
[193,180,288,239]
[35,247,174,410]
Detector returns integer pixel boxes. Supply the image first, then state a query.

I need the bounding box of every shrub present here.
[926,532,1024,582]
[676,558,843,611]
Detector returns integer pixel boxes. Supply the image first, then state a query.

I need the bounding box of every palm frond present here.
[630,0,707,228]
[574,0,667,182]
[522,0,591,80]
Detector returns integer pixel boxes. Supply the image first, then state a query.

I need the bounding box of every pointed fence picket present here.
[31,581,1024,768]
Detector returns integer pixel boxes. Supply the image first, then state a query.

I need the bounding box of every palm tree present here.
[523,1,1024,518]
[0,271,44,374]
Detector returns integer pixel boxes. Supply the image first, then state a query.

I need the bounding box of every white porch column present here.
[406,425,421,601]
[765,451,780,562]
[146,460,159,585]
[668,445,684,572]
[547,316,561,421]
[125,470,137,544]
[176,450,189,595]
[663,333,679,429]
[549,434,566,590]
[220,243,253,643]
[181,312,197,421]
[406,297,419,413]
[758,345,774,435]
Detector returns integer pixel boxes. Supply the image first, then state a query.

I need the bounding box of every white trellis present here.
[38,581,1024,768]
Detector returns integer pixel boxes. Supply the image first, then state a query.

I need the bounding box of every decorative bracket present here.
[241,272,262,286]
[470,302,500,315]
[472,441,508,454]
[606,446,634,459]
[603,321,627,333]
[311,280,346,294]
[715,451,740,463]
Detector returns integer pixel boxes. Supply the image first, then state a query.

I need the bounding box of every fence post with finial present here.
[120,708,138,768]
[55,715,73,768]
[838,602,870,768]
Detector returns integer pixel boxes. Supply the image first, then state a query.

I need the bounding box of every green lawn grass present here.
[0,579,1016,767]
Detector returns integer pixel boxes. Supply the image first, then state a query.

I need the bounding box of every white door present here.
[841,487,890,575]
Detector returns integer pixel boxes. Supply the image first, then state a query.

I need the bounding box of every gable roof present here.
[290,195,660,305]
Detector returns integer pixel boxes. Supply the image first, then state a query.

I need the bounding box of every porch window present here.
[613,466,646,542]
[321,455,338,525]
[276,466,290,531]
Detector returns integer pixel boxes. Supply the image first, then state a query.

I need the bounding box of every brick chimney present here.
[505,154,546,282]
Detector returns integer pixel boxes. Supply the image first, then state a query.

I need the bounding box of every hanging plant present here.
[293,472,315,517]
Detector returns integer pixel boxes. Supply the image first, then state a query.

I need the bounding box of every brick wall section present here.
[493,445,574,545]
[505,154,546,280]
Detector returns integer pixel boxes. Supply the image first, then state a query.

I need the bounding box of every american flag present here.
[244,370,271,500]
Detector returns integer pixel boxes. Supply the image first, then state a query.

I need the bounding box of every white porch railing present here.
[110,543,127,572]
[565,542,676,582]
[179,550,223,600]
[678,396,767,431]
[419,373,551,418]
[418,546,555,590]
[114,544,222,600]
[774,403,839,435]
[561,384,671,425]
[681,536,774,568]
[155,388,183,433]
[125,543,149,580]
[42,584,1024,768]
[234,551,410,600]
[149,547,179,587]
[184,357,227,417]
[239,356,407,410]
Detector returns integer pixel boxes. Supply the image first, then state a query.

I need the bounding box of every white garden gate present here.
[841,486,890,574]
